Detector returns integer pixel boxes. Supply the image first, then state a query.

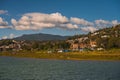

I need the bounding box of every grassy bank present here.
[0,49,120,61]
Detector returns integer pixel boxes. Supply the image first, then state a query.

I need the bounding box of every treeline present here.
[95,37,120,49]
[0,39,70,51]
[22,40,70,51]
[0,39,14,46]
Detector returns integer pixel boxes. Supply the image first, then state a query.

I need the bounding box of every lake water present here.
[0,56,120,80]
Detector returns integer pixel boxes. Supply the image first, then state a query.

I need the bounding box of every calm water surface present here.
[0,56,120,80]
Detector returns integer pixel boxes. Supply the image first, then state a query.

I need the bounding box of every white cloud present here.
[11,18,56,30]
[0,17,10,28]
[2,36,8,39]
[24,12,69,23]
[95,19,109,25]
[1,33,15,40]
[59,23,79,29]
[0,10,8,15]
[0,12,119,33]
[95,19,110,28]
[11,18,31,30]
[9,33,15,39]
[11,12,71,30]
[11,19,17,26]
[95,19,120,28]
[81,26,97,32]
[70,17,93,26]
[111,20,119,26]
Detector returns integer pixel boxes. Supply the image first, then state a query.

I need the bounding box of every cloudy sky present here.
[0,0,120,39]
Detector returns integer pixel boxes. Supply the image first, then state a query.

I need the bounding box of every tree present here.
[107,37,120,49]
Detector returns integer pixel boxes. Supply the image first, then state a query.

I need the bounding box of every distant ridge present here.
[14,33,69,41]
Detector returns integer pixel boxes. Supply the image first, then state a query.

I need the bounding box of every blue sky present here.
[0,0,120,39]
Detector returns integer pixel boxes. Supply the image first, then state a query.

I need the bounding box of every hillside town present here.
[0,25,120,52]
[0,40,24,52]
[66,25,119,51]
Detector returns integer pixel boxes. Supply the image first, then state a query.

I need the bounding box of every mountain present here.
[14,33,69,41]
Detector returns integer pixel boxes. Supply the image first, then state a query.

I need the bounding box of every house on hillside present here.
[101,35,110,38]
[71,43,79,50]
[70,42,89,51]
[91,32,99,36]
[0,45,13,51]
[0,40,23,52]
[79,43,88,48]
[90,40,97,48]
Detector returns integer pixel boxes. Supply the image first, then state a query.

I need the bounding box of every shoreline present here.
[0,54,120,61]
[0,49,120,61]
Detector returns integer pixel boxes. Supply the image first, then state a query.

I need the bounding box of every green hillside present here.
[68,24,120,49]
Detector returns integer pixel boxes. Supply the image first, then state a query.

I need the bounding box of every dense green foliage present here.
[20,40,70,51]
[0,39,13,46]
